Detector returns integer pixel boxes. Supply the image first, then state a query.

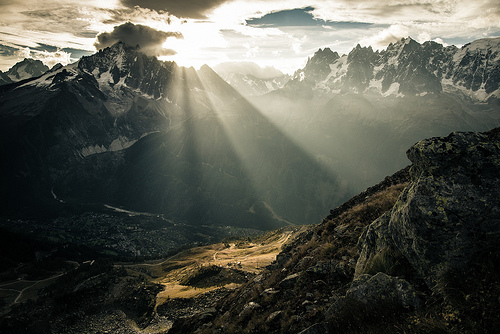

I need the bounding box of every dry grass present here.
[122,228,302,307]
[156,282,235,302]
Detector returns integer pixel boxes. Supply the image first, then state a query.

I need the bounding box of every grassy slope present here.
[168,167,412,333]
[122,226,306,304]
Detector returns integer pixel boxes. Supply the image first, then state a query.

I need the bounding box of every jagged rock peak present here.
[287,35,500,99]
[297,47,340,82]
[49,63,63,72]
[386,37,417,49]
[352,43,374,51]
[306,47,340,70]
[77,41,178,99]
[312,47,339,61]
[81,41,175,73]
[96,40,140,53]
[347,43,375,61]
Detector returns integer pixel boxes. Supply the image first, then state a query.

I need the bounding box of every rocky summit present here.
[0,58,49,85]
[391,128,500,287]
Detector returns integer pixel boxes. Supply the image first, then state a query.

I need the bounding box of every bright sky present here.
[0,0,499,75]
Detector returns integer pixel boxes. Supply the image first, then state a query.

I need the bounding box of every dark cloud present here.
[0,44,18,56]
[33,44,92,59]
[94,22,183,56]
[120,0,231,19]
[247,7,317,27]
[246,6,372,29]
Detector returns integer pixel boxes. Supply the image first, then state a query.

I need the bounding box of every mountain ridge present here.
[0,41,347,230]
[289,36,500,101]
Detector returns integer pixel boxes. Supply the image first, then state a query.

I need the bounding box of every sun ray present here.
[193,67,350,225]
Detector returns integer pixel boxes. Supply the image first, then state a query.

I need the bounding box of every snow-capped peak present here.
[4,58,49,83]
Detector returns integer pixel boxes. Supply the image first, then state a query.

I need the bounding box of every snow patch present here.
[18,61,79,89]
[265,81,274,91]
[242,76,256,86]
[326,56,348,82]
[109,136,137,151]
[80,136,139,157]
[442,77,499,101]
[368,78,383,92]
[96,70,114,87]
[387,56,399,67]
[81,144,107,157]
[382,82,401,97]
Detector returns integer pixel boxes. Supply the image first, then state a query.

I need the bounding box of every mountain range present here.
[249,37,500,192]
[292,37,500,99]
[1,37,499,232]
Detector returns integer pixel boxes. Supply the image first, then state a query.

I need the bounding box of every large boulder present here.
[355,128,500,290]
[389,129,500,288]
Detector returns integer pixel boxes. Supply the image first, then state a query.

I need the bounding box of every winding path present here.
[0,272,65,305]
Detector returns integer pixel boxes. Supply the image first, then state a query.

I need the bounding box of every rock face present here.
[0,70,13,85]
[347,272,420,309]
[302,47,340,82]
[354,212,394,276]
[357,128,500,289]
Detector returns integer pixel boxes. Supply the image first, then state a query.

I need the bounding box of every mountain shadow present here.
[0,45,348,230]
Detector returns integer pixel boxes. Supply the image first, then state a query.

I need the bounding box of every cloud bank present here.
[358,25,410,50]
[94,22,183,56]
[121,0,231,19]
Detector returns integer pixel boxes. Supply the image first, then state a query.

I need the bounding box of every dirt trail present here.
[134,226,307,302]
[0,272,65,306]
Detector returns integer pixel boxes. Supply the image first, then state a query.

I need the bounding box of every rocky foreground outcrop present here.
[357,128,500,290]
[170,128,500,333]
